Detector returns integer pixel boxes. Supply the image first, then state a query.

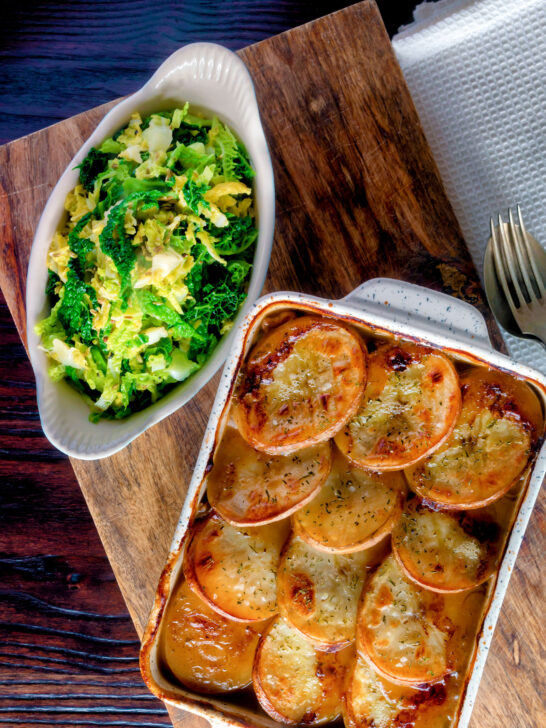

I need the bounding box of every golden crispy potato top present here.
[235,316,367,454]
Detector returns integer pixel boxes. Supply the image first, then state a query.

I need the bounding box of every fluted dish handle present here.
[343,278,493,350]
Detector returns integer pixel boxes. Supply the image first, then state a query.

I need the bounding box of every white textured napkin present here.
[393,0,546,374]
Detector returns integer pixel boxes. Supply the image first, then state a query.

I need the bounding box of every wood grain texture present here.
[0,2,542,728]
[0,0,421,145]
[0,290,171,727]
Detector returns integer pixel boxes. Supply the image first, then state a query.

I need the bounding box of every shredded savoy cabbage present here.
[36,105,257,421]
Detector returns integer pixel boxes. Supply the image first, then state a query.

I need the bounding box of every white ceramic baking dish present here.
[140,277,546,728]
[26,42,275,460]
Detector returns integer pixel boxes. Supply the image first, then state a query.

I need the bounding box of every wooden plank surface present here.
[0,2,542,728]
[1,4,421,727]
[0,1,419,146]
[0,287,172,727]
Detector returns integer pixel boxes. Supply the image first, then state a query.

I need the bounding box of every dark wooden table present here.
[0,2,425,726]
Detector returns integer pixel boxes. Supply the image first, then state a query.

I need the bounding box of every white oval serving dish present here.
[140,278,546,728]
[26,42,275,460]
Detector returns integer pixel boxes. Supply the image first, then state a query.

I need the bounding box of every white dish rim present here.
[139,277,546,728]
[25,42,275,460]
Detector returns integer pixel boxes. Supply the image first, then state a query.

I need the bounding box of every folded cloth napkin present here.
[393,0,546,374]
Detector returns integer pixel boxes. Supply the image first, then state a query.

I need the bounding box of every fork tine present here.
[497,214,527,308]
[508,208,535,302]
[517,205,546,298]
[491,217,521,323]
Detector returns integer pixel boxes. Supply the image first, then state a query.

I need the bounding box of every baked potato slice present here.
[335,342,461,470]
[184,513,290,622]
[234,316,367,454]
[343,654,450,728]
[160,580,261,693]
[392,498,501,592]
[253,617,351,724]
[277,535,386,649]
[293,449,404,552]
[356,555,457,685]
[405,368,544,509]
[207,427,332,526]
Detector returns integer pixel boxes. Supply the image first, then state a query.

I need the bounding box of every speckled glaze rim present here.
[139,277,546,728]
[25,42,275,460]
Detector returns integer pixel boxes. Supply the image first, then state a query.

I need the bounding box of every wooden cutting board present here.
[2,3,542,728]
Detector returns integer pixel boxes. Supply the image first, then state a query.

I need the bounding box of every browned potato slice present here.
[335,342,461,471]
[293,449,405,552]
[405,368,544,509]
[356,555,458,685]
[277,535,386,649]
[234,316,367,454]
[253,617,352,724]
[207,427,332,526]
[160,580,261,693]
[184,513,290,622]
[392,498,501,592]
[343,653,451,728]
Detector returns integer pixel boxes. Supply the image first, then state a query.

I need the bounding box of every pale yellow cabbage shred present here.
[38,109,254,416]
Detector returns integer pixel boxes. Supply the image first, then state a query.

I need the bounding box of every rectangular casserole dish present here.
[140,277,546,728]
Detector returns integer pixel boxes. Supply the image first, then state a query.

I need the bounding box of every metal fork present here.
[486,206,546,347]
